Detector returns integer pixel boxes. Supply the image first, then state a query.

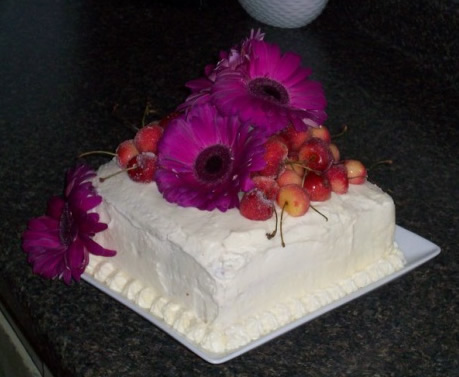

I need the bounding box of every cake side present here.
[89,160,405,353]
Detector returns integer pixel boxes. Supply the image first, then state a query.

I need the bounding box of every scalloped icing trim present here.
[85,245,405,354]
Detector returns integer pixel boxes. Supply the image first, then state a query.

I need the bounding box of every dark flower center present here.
[194,144,233,184]
[248,77,289,105]
[59,203,76,247]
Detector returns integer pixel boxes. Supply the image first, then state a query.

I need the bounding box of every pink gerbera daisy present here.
[177,29,265,111]
[156,103,266,212]
[211,39,327,136]
[22,164,115,284]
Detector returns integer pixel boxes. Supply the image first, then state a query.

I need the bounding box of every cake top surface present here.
[95,160,392,274]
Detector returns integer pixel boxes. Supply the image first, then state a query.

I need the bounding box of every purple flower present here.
[177,29,265,111]
[211,39,327,136]
[22,164,116,284]
[156,104,266,212]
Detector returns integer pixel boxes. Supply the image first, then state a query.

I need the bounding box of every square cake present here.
[86,160,405,353]
[22,30,406,355]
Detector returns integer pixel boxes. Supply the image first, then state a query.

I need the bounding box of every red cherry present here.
[239,189,274,221]
[158,111,181,129]
[280,124,312,152]
[252,176,280,201]
[126,152,157,183]
[258,137,289,177]
[134,124,163,153]
[116,140,139,168]
[325,164,349,194]
[303,172,332,201]
[298,138,333,172]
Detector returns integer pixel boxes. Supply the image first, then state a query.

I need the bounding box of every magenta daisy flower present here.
[210,39,327,136]
[177,29,265,112]
[22,164,116,284]
[156,103,266,212]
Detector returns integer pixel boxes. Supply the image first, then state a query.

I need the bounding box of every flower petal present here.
[66,239,87,282]
[211,39,327,136]
[22,163,114,283]
[157,103,266,211]
[81,235,116,257]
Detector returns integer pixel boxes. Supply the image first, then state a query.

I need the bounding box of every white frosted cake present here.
[21,31,406,356]
[86,160,405,353]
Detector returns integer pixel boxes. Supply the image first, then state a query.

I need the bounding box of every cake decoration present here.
[156,103,266,211]
[22,164,116,284]
[178,29,327,135]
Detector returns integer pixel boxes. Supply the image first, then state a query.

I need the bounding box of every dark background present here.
[1,0,458,375]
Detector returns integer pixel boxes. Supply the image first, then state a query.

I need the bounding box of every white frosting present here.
[90,160,405,353]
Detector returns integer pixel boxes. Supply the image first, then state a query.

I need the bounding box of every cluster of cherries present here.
[85,113,179,183]
[85,112,367,246]
[239,124,367,244]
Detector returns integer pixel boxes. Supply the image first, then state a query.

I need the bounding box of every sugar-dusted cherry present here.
[134,124,163,154]
[298,137,333,172]
[280,125,311,152]
[240,189,274,221]
[127,152,157,183]
[252,175,280,201]
[257,137,289,177]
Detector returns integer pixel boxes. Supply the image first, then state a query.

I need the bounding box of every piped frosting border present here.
[84,245,405,354]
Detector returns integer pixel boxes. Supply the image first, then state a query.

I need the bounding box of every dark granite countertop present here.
[1,0,458,375]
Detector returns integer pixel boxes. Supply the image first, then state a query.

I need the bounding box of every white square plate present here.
[82,226,440,364]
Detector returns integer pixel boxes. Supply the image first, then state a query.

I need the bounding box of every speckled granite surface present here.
[1,0,458,375]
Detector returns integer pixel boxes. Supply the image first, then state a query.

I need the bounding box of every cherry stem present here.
[280,203,286,248]
[310,205,328,222]
[141,102,157,127]
[99,165,137,183]
[331,124,348,139]
[368,159,393,171]
[301,169,307,187]
[286,160,322,176]
[266,207,278,240]
[78,151,116,159]
[141,104,150,127]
